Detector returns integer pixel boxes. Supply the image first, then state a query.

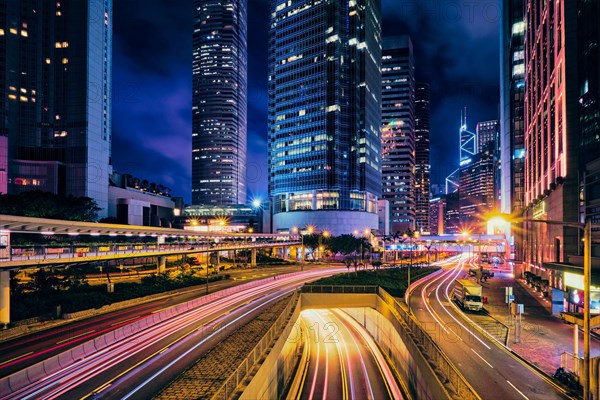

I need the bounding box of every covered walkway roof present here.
[0,215,294,240]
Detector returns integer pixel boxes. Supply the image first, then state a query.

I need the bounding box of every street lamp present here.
[403,230,420,314]
[292,225,314,270]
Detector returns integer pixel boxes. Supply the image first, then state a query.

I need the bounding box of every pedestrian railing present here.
[0,241,300,263]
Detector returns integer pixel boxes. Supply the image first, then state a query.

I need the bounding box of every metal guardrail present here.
[301,285,378,294]
[212,291,301,400]
[378,288,481,400]
[561,352,581,376]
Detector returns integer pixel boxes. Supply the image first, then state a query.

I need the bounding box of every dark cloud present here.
[112,0,499,203]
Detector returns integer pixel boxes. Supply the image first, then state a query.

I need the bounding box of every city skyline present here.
[111,0,500,203]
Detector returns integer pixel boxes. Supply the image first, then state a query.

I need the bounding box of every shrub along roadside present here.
[308,267,438,297]
[10,273,227,323]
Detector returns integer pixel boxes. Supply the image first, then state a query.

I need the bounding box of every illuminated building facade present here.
[522,0,580,265]
[476,120,498,153]
[459,140,495,229]
[429,196,444,236]
[381,36,415,233]
[0,0,112,217]
[268,0,382,235]
[192,0,247,206]
[415,82,430,233]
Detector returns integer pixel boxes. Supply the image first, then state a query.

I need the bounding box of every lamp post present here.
[292,226,314,270]
[403,230,420,314]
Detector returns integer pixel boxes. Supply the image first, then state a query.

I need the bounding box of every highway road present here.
[0,268,344,400]
[409,254,572,400]
[0,265,305,377]
[293,309,403,400]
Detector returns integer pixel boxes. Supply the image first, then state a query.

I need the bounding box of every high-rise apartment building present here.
[381,36,415,233]
[500,0,526,218]
[268,0,382,235]
[415,83,430,233]
[192,0,247,206]
[0,0,112,217]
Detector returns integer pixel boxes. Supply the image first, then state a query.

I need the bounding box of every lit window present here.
[20,96,28,102]
[21,30,28,37]
[45,58,51,64]
[0,29,5,36]
[8,94,17,100]
[9,28,17,35]
[62,58,68,64]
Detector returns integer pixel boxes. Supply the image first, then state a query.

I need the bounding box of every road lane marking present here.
[506,380,529,399]
[470,348,493,368]
[0,351,33,366]
[56,330,95,345]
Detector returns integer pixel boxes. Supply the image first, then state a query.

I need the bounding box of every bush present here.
[309,267,438,297]
[10,273,226,322]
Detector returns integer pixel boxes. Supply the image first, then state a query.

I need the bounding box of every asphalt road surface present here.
[0,265,307,377]
[1,268,344,400]
[294,309,403,400]
[409,254,573,400]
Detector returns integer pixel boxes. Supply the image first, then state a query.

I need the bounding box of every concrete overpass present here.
[0,215,301,325]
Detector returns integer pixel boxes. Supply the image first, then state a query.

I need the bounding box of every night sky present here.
[112,0,500,204]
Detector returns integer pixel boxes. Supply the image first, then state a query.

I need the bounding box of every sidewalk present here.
[477,271,600,375]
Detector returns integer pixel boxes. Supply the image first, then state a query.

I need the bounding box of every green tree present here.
[0,191,100,221]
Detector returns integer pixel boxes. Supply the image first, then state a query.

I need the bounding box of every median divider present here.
[0,271,308,398]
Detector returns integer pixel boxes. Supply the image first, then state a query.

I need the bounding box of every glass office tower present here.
[268,0,382,235]
[381,36,415,233]
[415,82,431,233]
[0,0,112,217]
[192,0,247,206]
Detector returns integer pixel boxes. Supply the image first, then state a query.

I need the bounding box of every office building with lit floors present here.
[0,0,113,217]
[192,0,247,206]
[415,82,431,233]
[381,36,415,233]
[268,0,382,236]
[459,141,495,230]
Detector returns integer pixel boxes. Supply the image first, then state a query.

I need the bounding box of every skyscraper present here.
[476,120,498,153]
[192,0,247,206]
[459,139,495,228]
[268,0,382,235]
[0,0,112,217]
[415,82,430,233]
[381,36,415,233]
[522,0,580,264]
[500,0,525,218]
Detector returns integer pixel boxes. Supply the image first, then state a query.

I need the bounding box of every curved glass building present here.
[268,0,382,235]
[192,0,247,206]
